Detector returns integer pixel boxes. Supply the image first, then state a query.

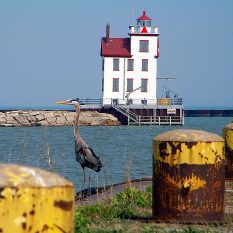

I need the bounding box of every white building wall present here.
[129,35,158,103]
[102,57,126,105]
[102,35,159,106]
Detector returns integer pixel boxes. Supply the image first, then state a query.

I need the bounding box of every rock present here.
[81,112,92,117]
[44,112,55,118]
[0,123,15,127]
[63,112,75,124]
[46,117,57,125]
[80,121,90,126]
[6,111,20,117]
[63,112,75,117]
[64,115,75,123]
[89,121,100,126]
[36,120,50,126]
[35,114,45,121]
[54,111,64,118]
[108,114,118,121]
[0,116,7,124]
[29,111,41,116]
[14,115,31,126]
[26,115,37,124]
[90,111,101,117]
[5,115,17,124]
[112,120,121,126]
[56,116,66,125]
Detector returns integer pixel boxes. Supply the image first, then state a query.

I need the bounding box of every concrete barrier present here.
[224,123,233,178]
[0,164,75,232]
[152,129,225,223]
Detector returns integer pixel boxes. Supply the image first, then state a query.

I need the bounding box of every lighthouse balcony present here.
[101,98,183,109]
[77,98,183,109]
[129,26,159,34]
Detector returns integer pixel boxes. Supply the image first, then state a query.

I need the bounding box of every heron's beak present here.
[55,101,70,105]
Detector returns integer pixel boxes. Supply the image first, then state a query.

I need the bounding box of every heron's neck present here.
[74,104,81,139]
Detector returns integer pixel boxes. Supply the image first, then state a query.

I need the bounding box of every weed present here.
[75,186,153,231]
[182,226,214,233]
[142,225,159,233]
[74,210,90,233]
[109,186,152,218]
[113,186,152,208]
[93,230,124,233]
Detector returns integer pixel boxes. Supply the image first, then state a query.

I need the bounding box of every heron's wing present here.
[83,147,102,167]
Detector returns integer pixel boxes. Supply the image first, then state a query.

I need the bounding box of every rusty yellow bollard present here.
[0,164,75,232]
[224,123,233,178]
[152,129,225,223]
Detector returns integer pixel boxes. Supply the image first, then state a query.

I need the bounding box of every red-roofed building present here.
[101,11,160,106]
[98,11,183,125]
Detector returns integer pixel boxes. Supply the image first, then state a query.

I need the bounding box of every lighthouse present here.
[100,10,183,125]
[101,10,159,106]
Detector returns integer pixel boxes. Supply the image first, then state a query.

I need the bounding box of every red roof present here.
[101,38,131,57]
[137,10,151,21]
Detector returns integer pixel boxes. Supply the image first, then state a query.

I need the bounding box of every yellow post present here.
[224,123,233,178]
[0,164,75,233]
[152,129,225,223]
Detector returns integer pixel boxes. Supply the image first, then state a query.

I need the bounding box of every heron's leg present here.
[88,168,91,196]
[80,168,86,198]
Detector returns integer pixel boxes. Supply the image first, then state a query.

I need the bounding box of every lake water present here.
[0,117,232,191]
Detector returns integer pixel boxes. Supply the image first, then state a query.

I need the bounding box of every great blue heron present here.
[56,99,102,173]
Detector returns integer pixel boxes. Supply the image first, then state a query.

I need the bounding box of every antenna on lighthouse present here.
[132,8,135,25]
[157,77,175,80]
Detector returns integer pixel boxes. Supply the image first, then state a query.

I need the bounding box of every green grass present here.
[74,185,233,233]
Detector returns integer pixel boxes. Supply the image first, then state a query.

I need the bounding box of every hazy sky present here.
[0,0,232,108]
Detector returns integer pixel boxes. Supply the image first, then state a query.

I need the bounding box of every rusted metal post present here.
[224,123,233,178]
[152,129,225,223]
[0,164,75,232]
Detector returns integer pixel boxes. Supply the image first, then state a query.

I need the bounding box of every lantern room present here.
[137,10,152,27]
[129,11,158,34]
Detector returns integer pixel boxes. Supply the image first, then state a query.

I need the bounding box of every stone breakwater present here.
[0,110,120,127]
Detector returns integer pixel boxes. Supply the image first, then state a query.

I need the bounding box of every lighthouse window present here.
[127,79,133,92]
[141,79,148,92]
[142,59,148,71]
[145,21,151,27]
[138,20,151,27]
[139,40,149,52]
[137,20,143,26]
[113,78,119,92]
[127,59,134,71]
[113,59,119,71]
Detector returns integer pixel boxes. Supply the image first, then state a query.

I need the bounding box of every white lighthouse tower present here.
[101,10,159,106]
[100,10,183,125]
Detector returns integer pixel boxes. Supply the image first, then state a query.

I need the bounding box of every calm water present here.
[0,117,232,191]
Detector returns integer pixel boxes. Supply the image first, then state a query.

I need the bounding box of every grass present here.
[74,184,233,233]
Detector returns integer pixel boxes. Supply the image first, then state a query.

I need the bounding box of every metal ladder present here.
[112,104,139,125]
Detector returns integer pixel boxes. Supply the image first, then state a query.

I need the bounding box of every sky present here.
[0,0,233,109]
